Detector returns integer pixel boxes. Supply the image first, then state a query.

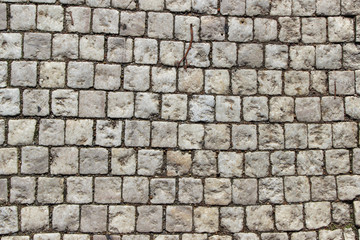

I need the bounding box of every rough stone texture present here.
[0,0,359,238]
[109,206,135,233]
[0,207,18,234]
[246,205,274,231]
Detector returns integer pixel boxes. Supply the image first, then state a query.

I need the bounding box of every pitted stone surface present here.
[0,0,359,239]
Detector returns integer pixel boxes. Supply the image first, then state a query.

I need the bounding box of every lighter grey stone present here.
[305,202,331,229]
[297,150,323,175]
[11,61,37,87]
[220,207,244,233]
[50,147,78,175]
[109,206,135,233]
[337,175,360,200]
[162,94,187,120]
[178,124,204,149]
[148,12,173,39]
[254,18,277,41]
[10,4,36,30]
[212,42,236,67]
[0,89,20,116]
[192,150,216,176]
[0,207,18,234]
[134,38,158,64]
[21,206,49,231]
[8,119,36,145]
[259,124,284,150]
[150,178,175,204]
[52,90,78,117]
[107,37,133,63]
[189,95,215,122]
[67,62,94,89]
[275,205,303,231]
[124,120,150,147]
[66,7,90,33]
[194,207,219,233]
[333,122,357,148]
[174,16,200,41]
[218,152,243,177]
[79,35,104,61]
[137,206,162,232]
[258,70,282,95]
[179,178,203,203]
[245,151,270,178]
[111,148,136,175]
[232,125,257,150]
[40,62,66,87]
[0,33,22,59]
[166,206,192,232]
[10,177,35,204]
[259,177,284,204]
[243,97,268,121]
[92,8,119,34]
[37,5,63,31]
[152,67,176,92]
[80,205,107,232]
[80,148,108,174]
[144,151,165,174]
[66,177,92,203]
[186,43,210,67]
[123,177,149,203]
[246,205,274,231]
[204,178,231,205]
[23,89,49,116]
[284,176,310,202]
[232,179,257,205]
[65,120,93,146]
[53,205,79,232]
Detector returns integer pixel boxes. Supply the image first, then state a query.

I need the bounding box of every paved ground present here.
[1,0,360,239]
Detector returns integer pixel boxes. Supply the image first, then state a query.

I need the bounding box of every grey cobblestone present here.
[0,0,359,238]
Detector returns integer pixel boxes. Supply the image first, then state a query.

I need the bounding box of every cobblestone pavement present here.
[0,0,360,239]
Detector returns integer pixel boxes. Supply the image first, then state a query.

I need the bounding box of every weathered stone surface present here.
[94,177,121,204]
[21,206,49,231]
[80,205,107,232]
[66,177,92,203]
[259,177,284,204]
[166,206,192,232]
[246,205,274,231]
[150,178,175,204]
[305,202,331,229]
[194,207,219,233]
[179,178,203,203]
[233,179,257,205]
[109,206,135,233]
[275,205,303,231]
[0,206,18,234]
[204,178,231,205]
[123,177,149,203]
[137,206,162,233]
[167,151,191,176]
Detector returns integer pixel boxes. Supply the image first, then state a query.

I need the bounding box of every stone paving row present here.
[1,0,360,239]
